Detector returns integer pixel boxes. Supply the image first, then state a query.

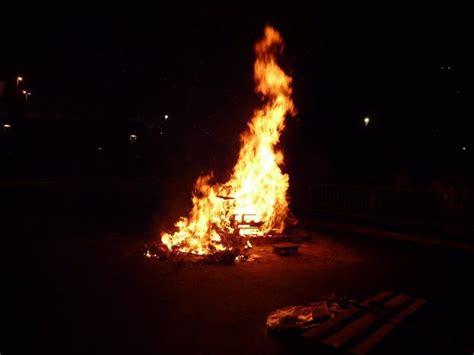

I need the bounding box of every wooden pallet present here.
[302,291,426,354]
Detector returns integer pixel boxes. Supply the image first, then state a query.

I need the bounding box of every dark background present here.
[2,5,474,354]
[1,2,472,186]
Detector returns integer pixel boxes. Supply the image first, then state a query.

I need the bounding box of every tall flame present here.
[161,26,295,255]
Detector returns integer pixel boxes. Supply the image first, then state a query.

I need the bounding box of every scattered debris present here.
[324,293,355,310]
[244,239,253,249]
[143,241,254,265]
[272,243,299,256]
[235,252,263,263]
[142,238,317,264]
[143,243,168,260]
[203,250,239,265]
[310,301,331,323]
[267,305,315,333]
[235,255,248,263]
[267,295,352,333]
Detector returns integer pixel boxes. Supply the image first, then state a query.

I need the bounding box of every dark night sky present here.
[1,2,473,184]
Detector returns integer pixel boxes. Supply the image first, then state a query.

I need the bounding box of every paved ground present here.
[4,231,474,354]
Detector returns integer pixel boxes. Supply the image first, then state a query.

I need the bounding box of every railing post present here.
[306,183,313,217]
[369,188,376,223]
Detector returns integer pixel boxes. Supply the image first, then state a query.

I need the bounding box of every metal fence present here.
[2,179,472,238]
[291,183,473,233]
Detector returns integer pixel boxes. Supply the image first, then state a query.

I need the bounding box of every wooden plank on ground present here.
[352,298,427,354]
[302,291,392,339]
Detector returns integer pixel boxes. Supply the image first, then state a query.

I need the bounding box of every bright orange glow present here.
[161,26,295,255]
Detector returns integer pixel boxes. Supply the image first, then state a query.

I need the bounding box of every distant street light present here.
[129,134,138,143]
[363,117,370,127]
[22,90,31,104]
[164,114,169,120]
[3,123,12,133]
[16,76,23,91]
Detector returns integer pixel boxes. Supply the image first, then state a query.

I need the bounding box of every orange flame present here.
[161,26,295,255]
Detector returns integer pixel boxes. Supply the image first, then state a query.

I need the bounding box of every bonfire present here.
[161,26,295,255]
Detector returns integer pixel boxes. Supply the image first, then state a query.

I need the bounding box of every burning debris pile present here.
[160,25,296,255]
[144,238,256,265]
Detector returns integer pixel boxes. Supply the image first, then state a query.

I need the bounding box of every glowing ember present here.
[161,26,295,255]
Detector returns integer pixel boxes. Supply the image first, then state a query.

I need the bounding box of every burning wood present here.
[161,26,296,255]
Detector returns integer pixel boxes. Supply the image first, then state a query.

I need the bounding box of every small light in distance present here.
[129,134,138,143]
[98,146,103,151]
[363,117,370,127]
[3,123,12,133]
[164,114,169,120]
[462,147,466,151]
